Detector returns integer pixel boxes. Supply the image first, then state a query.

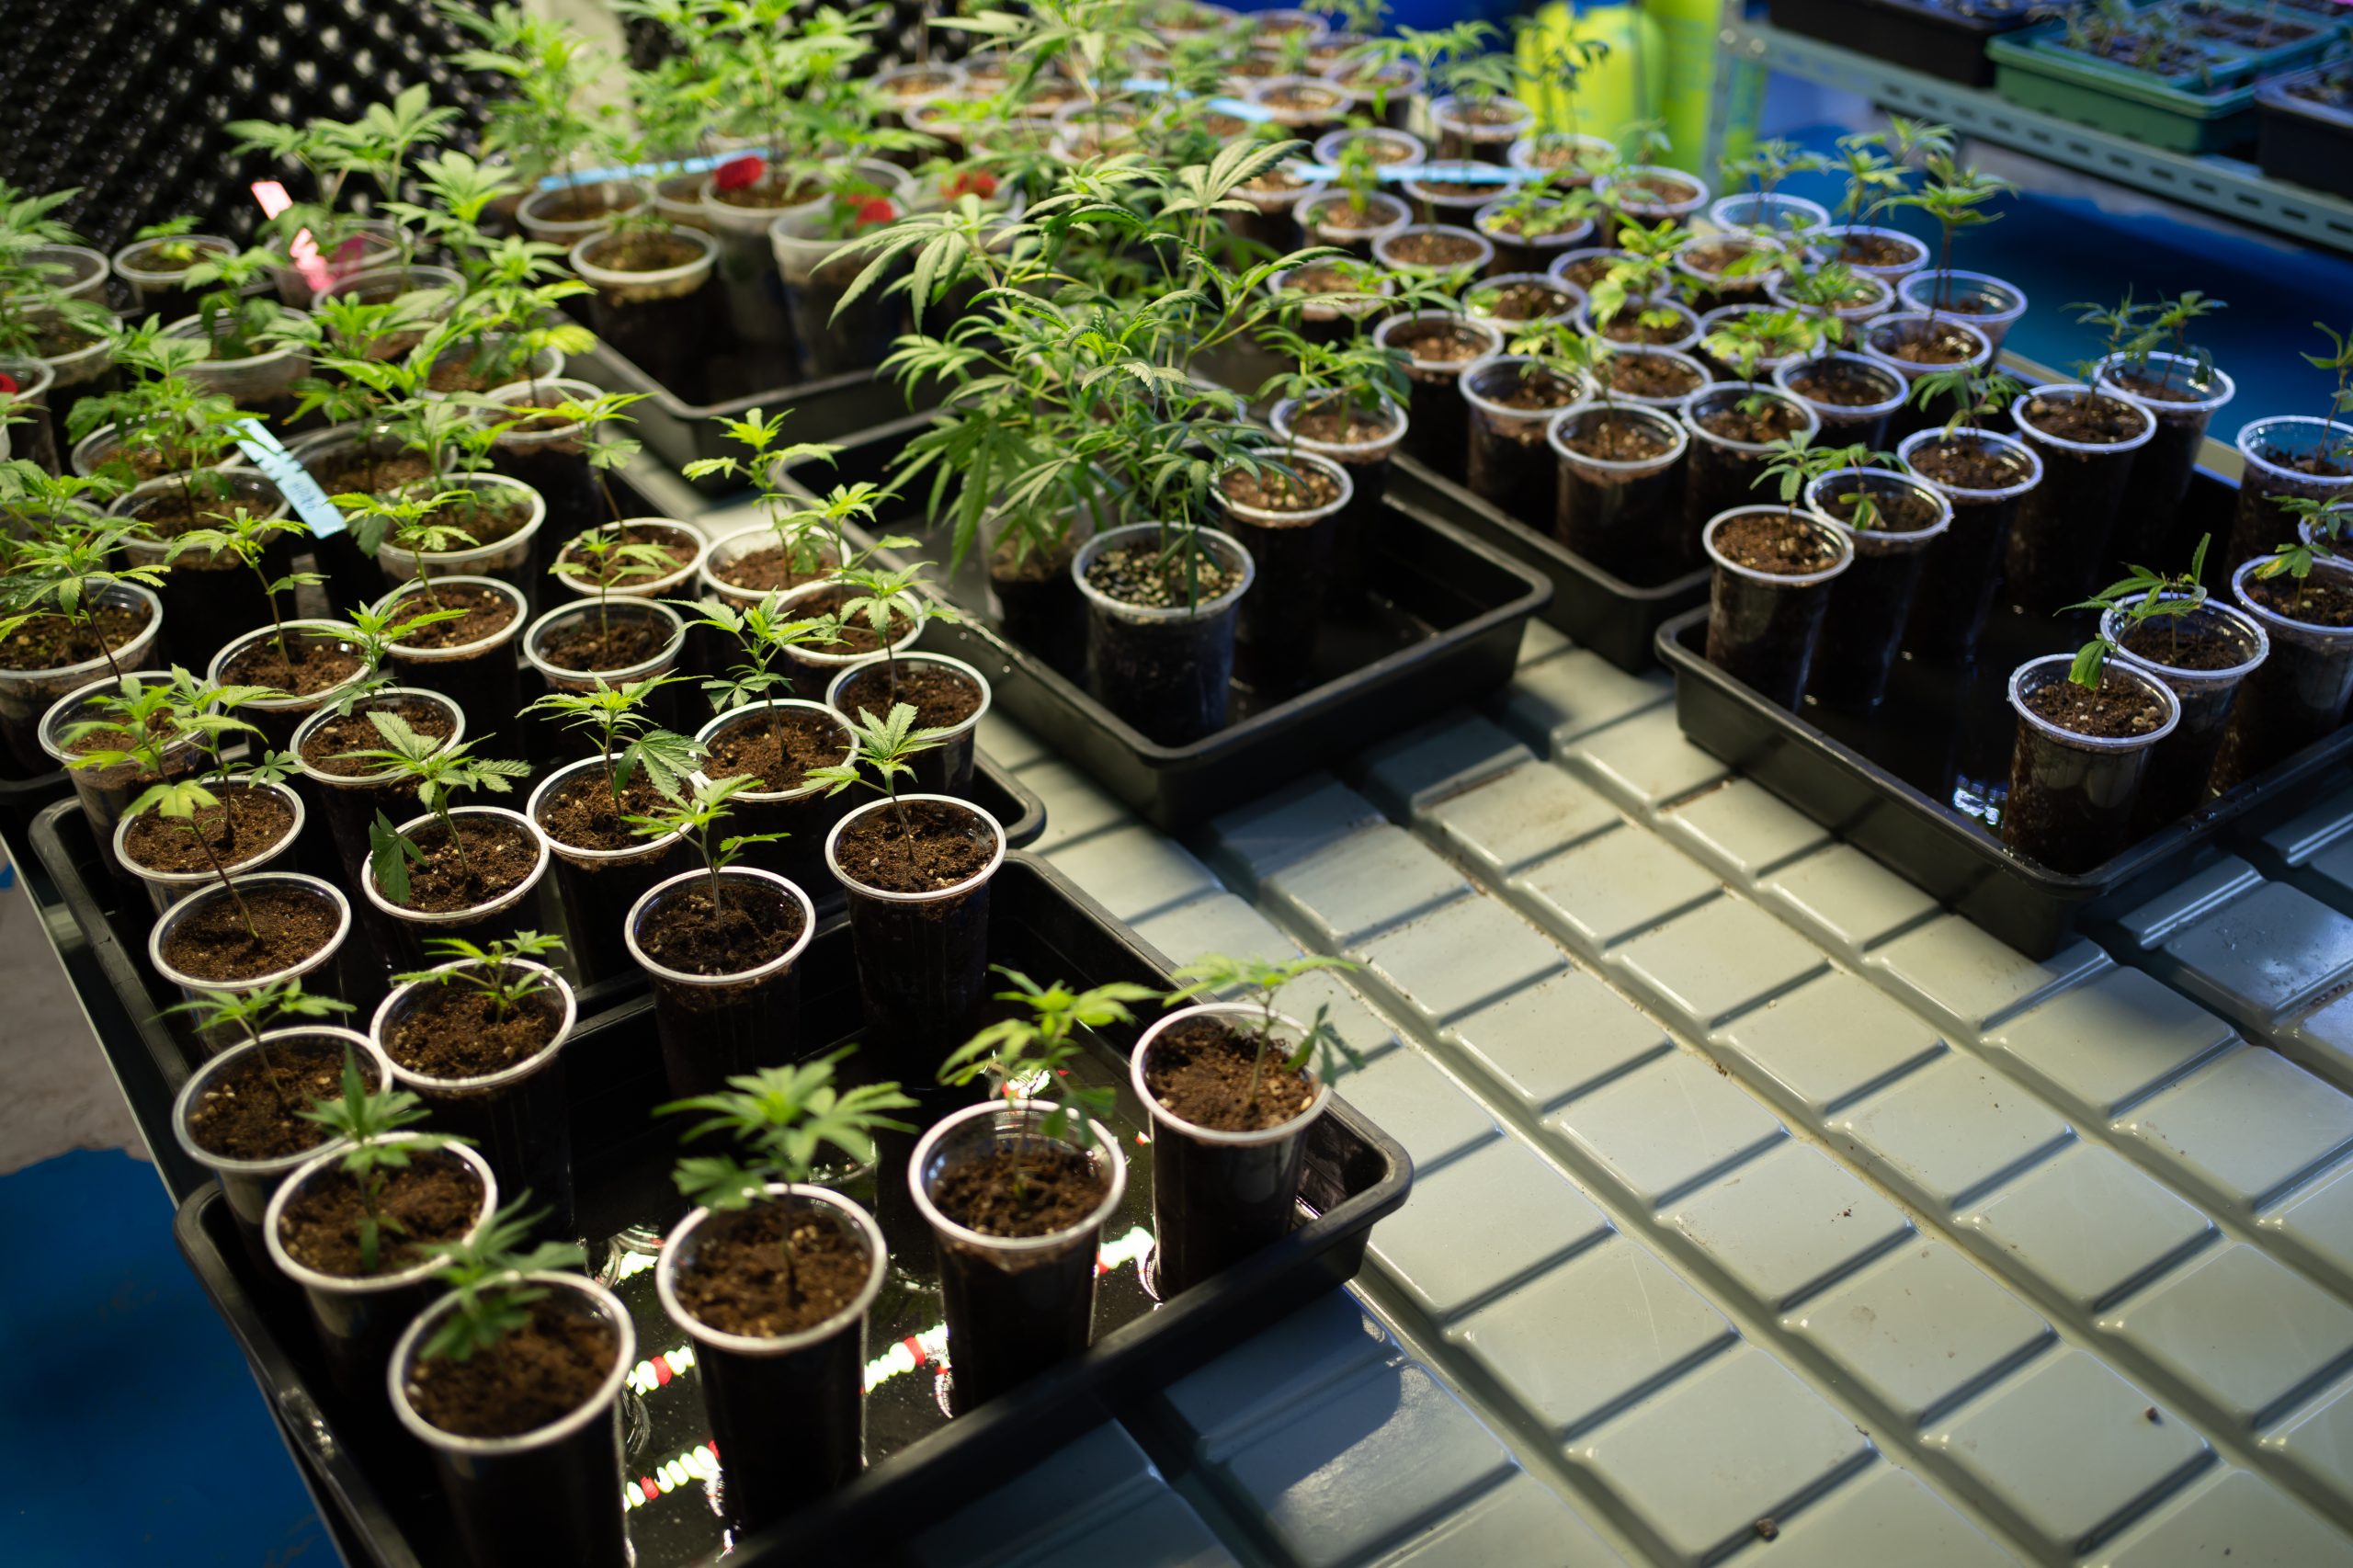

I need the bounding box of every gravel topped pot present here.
[2002,654,2179,871]
[1701,505,1856,709]
[2104,593,2268,828]
[1071,524,1256,744]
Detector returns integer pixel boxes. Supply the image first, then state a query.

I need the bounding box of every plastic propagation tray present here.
[2257,63,2353,199]
[174,854,1413,1565]
[1387,452,1707,676]
[782,414,1552,831]
[1764,0,2040,86]
[1986,18,2332,153]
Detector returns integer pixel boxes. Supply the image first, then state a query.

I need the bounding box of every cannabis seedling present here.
[170,508,329,689]
[393,930,568,1023]
[2063,536,2211,687]
[415,1196,588,1363]
[827,562,961,704]
[941,968,1159,1155]
[298,1052,472,1273]
[1909,363,2028,439]
[806,700,958,874]
[1165,953,1367,1118]
[623,772,789,916]
[166,980,355,1112]
[2256,495,2350,581]
[335,710,530,903]
[1755,437,1888,525]
[526,676,701,811]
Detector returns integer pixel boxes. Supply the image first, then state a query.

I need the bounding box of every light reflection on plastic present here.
[621,1442,721,1510]
[625,1343,697,1396]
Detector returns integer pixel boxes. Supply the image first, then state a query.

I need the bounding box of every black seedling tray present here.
[573,340,925,495]
[0,767,71,852]
[1764,0,2039,86]
[2257,66,2353,200]
[174,854,1412,1565]
[1657,600,2353,958]
[784,415,1552,831]
[1388,453,1707,676]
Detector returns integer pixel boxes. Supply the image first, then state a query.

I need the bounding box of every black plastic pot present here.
[2004,385,2158,613]
[824,794,1005,1085]
[1773,352,1910,450]
[1701,506,1857,709]
[2095,351,2235,569]
[1804,467,1954,710]
[655,1187,882,1530]
[372,576,530,735]
[569,227,721,400]
[824,651,990,796]
[1072,524,1256,745]
[528,757,691,988]
[372,961,579,1238]
[1132,1005,1330,1300]
[1681,383,1822,572]
[1374,311,1504,484]
[2105,595,2268,829]
[1215,450,1356,694]
[1897,427,2045,666]
[206,619,374,759]
[2227,416,2353,568]
[1268,396,1409,615]
[358,806,553,973]
[1461,356,1587,528]
[911,1099,1126,1410]
[2215,556,2353,787]
[625,866,817,1100]
[389,1271,634,1568]
[263,1138,498,1402]
[1547,401,1690,585]
[1859,312,1993,446]
[291,688,468,888]
[2002,654,2180,872]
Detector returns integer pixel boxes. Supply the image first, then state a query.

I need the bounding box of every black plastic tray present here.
[173,853,1412,1565]
[1656,603,2353,958]
[2257,66,2353,200]
[1764,0,2038,85]
[783,414,1552,831]
[0,767,71,851]
[1388,452,1707,676]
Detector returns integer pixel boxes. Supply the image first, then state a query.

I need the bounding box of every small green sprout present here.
[415,1195,587,1363]
[392,932,567,1022]
[298,1052,472,1273]
[2063,536,2211,688]
[941,967,1160,1152]
[1165,952,1367,1112]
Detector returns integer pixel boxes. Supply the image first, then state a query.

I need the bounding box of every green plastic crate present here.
[1986,16,2325,152]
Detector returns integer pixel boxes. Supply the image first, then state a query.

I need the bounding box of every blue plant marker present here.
[232,419,345,539]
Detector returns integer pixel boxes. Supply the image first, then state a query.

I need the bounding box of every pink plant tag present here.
[252,180,334,293]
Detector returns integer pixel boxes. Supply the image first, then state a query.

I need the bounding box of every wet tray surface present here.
[174,855,1411,1564]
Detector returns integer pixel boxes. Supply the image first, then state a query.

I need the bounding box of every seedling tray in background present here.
[1654,469,2353,957]
[783,415,1552,832]
[1764,0,2039,86]
[1387,453,1708,676]
[1984,22,2324,153]
[175,854,1413,1565]
[2256,65,2353,199]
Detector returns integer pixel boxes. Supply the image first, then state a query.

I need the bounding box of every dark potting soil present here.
[538,770,670,852]
[539,185,641,222]
[2120,611,2251,672]
[1084,545,1241,609]
[1601,313,1690,347]
[427,354,534,394]
[391,816,540,913]
[558,524,698,583]
[1834,233,1919,268]
[1259,83,1342,111]
[1909,437,2029,491]
[0,602,152,671]
[537,614,671,674]
[1284,263,1381,298]
[2290,73,2353,109]
[1477,367,1582,413]
[2022,673,2169,737]
[2109,368,2209,405]
[407,1298,619,1439]
[2021,392,2146,446]
[583,227,697,273]
[1871,323,1980,365]
[703,707,850,793]
[1306,199,1399,235]
[637,880,804,976]
[836,661,983,730]
[2244,570,2353,628]
[1388,320,1491,363]
[673,1201,874,1337]
[220,635,365,698]
[1563,411,1675,462]
[1683,239,1770,277]
[385,584,520,650]
[302,699,457,778]
[385,985,563,1079]
[1714,510,1841,574]
[1554,254,1614,291]
[1616,173,1699,208]
[185,1038,379,1163]
[713,176,824,211]
[418,491,534,550]
[1219,463,1345,513]
[712,543,835,595]
[931,1144,1108,1238]
[1468,281,1575,322]
[123,487,267,540]
[157,883,340,982]
[61,721,160,758]
[278,1150,484,1278]
[1290,403,1399,445]
[313,449,432,498]
[834,798,994,894]
[1597,353,1705,401]
[1816,485,1942,533]
[121,784,294,873]
[1785,359,1895,408]
[1144,1015,1315,1131]
[1244,167,1314,198]
[1696,400,1806,446]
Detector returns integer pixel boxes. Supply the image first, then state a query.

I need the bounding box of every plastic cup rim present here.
[655,1186,885,1357]
[623,866,818,988]
[822,792,1007,904]
[388,1271,635,1455]
[907,1097,1129,1257]
[1702,505,1856,588]
[263,1139,498,1297]
[2007,653,2183,751]
[2100,595,2269,686]
[1131,1003,1336,1148]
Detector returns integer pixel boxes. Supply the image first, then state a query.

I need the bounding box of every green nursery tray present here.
[1987,17,2329,151]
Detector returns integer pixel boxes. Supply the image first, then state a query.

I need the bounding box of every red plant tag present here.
[0,372,17,395]
[846,196,898,229]
[714,154,766,192]
[944,170,998,200]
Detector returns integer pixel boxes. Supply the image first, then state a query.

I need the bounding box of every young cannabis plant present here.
[1165,952,1367,1114]
[1910,364,2028,438]
[394,931,568,1023]
[526,676,701,810]
[335,710,530,902]
[2256,495,2350,581]
[941,967,1159,1153]
[624,772,788,915]
[299,1052,472,1273]
[806,701,958,861]
[2063,536,2211,688]
[416,1196,588,1363]
[166,980,356,1112]
[171,508,329,689]
[828,562,961,702]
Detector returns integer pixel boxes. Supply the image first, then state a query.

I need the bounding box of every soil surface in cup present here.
[637,879,804,974]
[427,350,540,394]
[123,487,269,538]
[539,612,672,673]
[1715,510,1841,574]
[1598,312,1689,347]
[278,1149,485,1277]
[834,799,994,893]
[589,230,700,272]
[1696,399,1807,445]
[412,490,536,549]
[1387,319,1490,362]
[2244,569,2353,627]
[1783,358,1894,408]
[2021,672,2169,737]
[788,585,901,654]
[1283,262,1386,300]
[1617,173,1699,206]
[1385,230,1483,267]
[407,1298,619,1438]
[386,584,521,650]
[1287,403,1397,445]
[1144,1016,1315,1131]
[1475,366,1582,413]
[703,707,850,791]
[186,1038,381,1162]
[932,1144,1106,1236]
[390,815,540,913]
[121,783,294,873]
[558,524,698,584]
[1554,254,1617,291]
[1562,410,1676,461]
[1815,485,1941,532]
[312,448,433,498]
[1832,233,1918,268]
[1595,353,1705,401]
[220,635,365,697]
[835,661,983,730]
[59,717,170,758]
[1083,545,1241,608]
[540,770,669,852]
[157,882,339,981]
[1871,322,1981,364]
[2109,368,2209,404]
[1909,437,2027,489]
[1481,208,1582,241]
[713,544,835,595]
[1683,238,1772,278]
[674,1200,873,1336]
[2120,613,2251,671]
[2021,392,2144,445]
[1218,462,1345,512]
[0,601,152,670]
[385,986,563,1079]
[301,698,458,778]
